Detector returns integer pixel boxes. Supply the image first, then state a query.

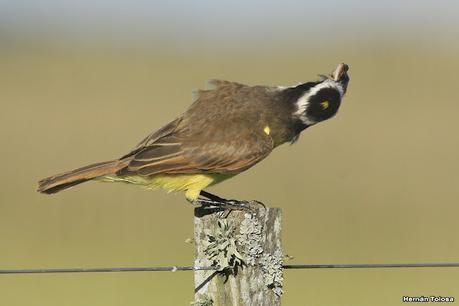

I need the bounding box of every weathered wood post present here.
[194,207,283,306]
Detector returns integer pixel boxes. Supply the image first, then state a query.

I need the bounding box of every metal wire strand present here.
[1,262,459,274]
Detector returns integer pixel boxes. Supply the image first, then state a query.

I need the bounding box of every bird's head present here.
[292,63,349,126]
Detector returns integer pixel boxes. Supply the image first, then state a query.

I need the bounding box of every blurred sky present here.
[2,0,459,51]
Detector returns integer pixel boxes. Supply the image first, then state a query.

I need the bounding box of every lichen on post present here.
[194,207,282,306]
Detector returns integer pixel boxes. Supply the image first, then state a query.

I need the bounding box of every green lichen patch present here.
[191,295,214,306]
[237,213,263,266]
[260,249,284,296]
[202,219,244,272]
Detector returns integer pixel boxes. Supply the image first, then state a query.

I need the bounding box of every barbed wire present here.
[2,262,459,274]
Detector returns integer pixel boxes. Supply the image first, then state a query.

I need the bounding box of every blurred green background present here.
[1,1,459,305]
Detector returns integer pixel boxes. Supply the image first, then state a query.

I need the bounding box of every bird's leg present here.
[197,190,266,211]
[199,190,226,202]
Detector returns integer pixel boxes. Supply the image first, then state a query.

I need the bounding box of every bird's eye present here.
[320,100,329,110]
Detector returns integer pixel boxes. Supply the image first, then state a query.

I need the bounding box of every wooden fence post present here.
[194,207,283,306]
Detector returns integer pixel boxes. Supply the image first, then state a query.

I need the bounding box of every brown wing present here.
[122,129,273,176]
[120,117,183,159]
[118,80,274,176]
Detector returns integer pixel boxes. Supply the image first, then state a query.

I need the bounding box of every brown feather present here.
[37,159,129,194]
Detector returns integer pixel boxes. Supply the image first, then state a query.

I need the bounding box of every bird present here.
[37,63,350,209]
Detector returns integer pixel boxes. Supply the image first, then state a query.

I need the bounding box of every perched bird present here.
[37,63,350,208]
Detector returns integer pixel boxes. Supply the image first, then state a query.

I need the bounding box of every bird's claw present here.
[195,198,265,216]
[193,191,266,218]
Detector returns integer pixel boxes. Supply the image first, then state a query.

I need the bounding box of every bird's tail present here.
[37,159,128,194]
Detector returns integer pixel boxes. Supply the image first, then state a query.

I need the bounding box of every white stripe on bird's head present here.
[294,79,345,125]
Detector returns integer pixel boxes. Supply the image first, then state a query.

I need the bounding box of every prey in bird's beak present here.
[330,63,349,81]
[324,63,350,95]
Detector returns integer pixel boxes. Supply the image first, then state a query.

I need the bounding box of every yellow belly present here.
[100,173,234,201]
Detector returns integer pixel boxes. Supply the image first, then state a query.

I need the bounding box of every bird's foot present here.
[223,199,266,210]
[196,197,265,212]
[192,191,266,217]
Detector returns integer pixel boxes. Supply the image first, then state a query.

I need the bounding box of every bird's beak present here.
[330,63,349,81]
